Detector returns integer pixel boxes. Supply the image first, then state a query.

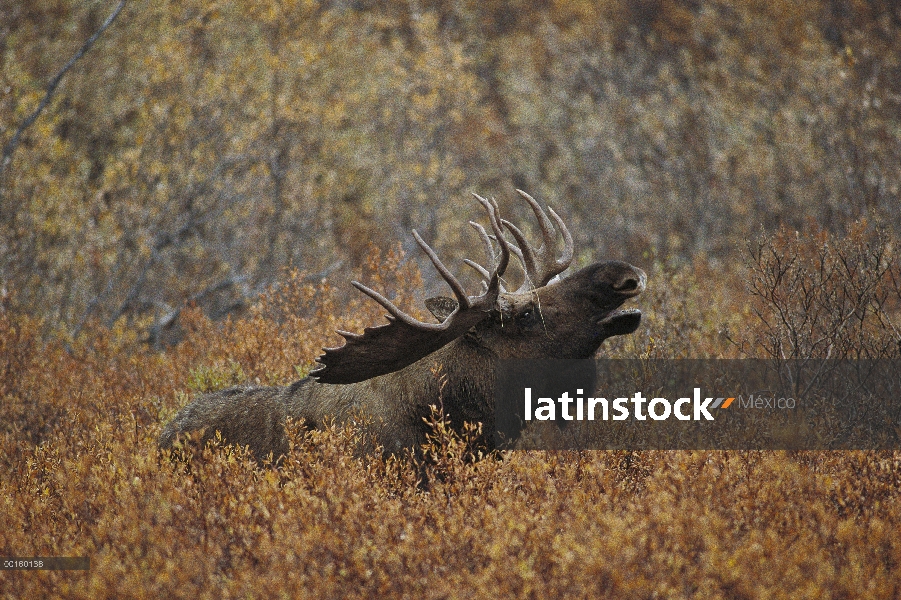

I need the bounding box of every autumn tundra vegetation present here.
[2,0,901,598]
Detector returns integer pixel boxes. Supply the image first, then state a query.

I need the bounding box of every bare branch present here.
[0,0,127,183]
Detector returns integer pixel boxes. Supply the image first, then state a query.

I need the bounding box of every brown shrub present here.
[744,220,901,359]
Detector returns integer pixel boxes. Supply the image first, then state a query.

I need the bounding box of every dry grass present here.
[2,238,900,599]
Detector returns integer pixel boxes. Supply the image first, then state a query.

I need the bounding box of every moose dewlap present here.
[159,190,646,461]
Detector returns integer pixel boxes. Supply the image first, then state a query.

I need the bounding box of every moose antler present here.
[312,194,511,384]
[463,189,574,294]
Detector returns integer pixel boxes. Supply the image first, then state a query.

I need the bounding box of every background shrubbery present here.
[2,0,899,336]
[2,1,901,597]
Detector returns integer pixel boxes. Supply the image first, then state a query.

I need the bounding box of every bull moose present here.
[159,190,646,460]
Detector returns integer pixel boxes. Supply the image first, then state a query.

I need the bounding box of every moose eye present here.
[517,308,537,326]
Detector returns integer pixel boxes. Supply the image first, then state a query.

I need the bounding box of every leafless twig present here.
[0,0,127,181]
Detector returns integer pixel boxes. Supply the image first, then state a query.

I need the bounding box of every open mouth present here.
[597,308,643,336]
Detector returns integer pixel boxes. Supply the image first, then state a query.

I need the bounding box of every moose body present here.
[159,191,646,460]
[158,337,496,458]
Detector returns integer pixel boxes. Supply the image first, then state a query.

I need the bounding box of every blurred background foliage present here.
[1,0,899,341]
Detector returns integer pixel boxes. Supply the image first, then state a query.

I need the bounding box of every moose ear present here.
[425,296,459,322]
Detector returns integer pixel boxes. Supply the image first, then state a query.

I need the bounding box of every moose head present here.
[312,190,645,383]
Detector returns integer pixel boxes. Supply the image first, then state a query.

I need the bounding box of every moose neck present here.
[295,335,497,452]
[378,335,498,414]
[387,335,499,444]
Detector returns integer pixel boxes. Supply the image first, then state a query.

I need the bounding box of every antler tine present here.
[463,219,513,294]
[500,219,537,287]
[351,281,444,330]
[463,258,491,281]
[471,193,510,300]
[470,220,493,250]
[515,189,555,247]
[411,230,471,310]
[464,221,494,276]
[546,205,574,271]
